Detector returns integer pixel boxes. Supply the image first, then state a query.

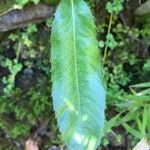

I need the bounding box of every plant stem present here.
[103,13,113,65]
[16,42,21,62]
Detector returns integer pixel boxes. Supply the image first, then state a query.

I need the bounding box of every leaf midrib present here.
[71,0,83,134]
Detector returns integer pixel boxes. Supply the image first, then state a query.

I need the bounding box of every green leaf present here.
[131,82,150,88]
[51,0,105,149]
[31,0,40,4]
[98,40,105,48]
[105,114,121,133]
[106,0,124,14]
[137,88,150,96]
[147,107,150,141]
[127,95,150,102]
[16,0,29,7]
[0,0,16,15]
[105,33,117,49]
[122,123,142,139]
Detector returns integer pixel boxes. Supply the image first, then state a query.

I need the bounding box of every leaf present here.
[105,114,121,133]
[0,0,15,15]
[121,111,138,123]
[106,0,124,14]
[137,88,150,96]
[127,95,150,102]
[122,123,142,139]
[50,0,105,149]
[31,0,40,4]
[105,33,117,49]
[131,82,150,88]
[134,0,150,16]
[147,107,150,141]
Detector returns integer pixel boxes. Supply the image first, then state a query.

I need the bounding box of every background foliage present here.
[0,0,150,149]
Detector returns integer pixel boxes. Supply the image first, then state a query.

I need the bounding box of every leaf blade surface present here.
[51,0,105,149]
